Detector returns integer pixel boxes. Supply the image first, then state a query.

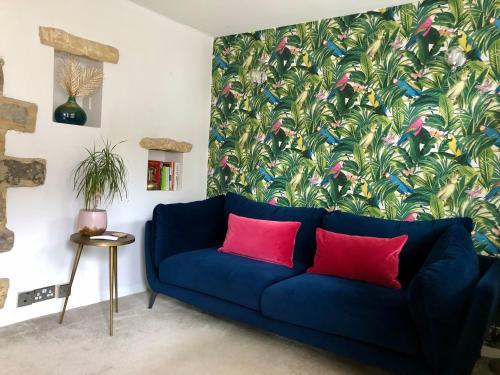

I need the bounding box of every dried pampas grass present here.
[57,54,103,98]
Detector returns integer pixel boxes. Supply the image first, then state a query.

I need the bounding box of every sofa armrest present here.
[145,220,161,290]
[149,195,226,269]
[451,257,500,375]
[408,224,479,372]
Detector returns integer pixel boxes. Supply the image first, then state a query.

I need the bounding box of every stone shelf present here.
[39,27,119,64]
[139,137,192,153]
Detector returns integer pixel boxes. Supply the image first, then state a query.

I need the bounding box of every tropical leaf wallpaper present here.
[207,0,500,255]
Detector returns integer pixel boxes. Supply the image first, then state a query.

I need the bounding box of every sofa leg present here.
[148,291,158,309]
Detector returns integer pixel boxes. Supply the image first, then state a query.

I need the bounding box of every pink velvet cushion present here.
[307,228,408,288]
[219,213,301,267]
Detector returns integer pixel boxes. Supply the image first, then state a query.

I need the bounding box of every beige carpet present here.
[0,292,497,375]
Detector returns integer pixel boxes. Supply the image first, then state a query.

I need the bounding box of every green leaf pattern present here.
[208,0,500,255]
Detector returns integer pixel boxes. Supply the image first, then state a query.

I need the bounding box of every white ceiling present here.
[130,0,415,37]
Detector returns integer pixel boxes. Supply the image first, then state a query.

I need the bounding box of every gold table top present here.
[70,231,135,247]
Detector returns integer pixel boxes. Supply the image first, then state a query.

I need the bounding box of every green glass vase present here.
[54,96,87,125]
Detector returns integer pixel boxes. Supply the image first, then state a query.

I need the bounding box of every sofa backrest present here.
[152,195,227,268]
[224,193,325,266]
[322,211,474,285]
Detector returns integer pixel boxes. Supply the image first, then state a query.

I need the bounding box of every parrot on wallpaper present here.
[326,40,346,57]
[317,127,339,145]
[214,55,229,70]
[405,15,436,49]
[360,124,377,148]
[327,73,350,101]
[263,88,280,105]
[437,175,459,201]
[219,156,229,169]
[303,51,313,68]
[367,33,384,58]
[490,17,500,28]
[243,96,252,112]
[290,167,305,187]
[397,116,426,146]
[481,126,500,147]
[268,197,278,205]
[447,70,469,100]
[321,161,344,186]
[302,52,318,73]
[256,165,274,183]
[361,181,380,207]
[457,30,481,60]
[404,212,419,222]
[211,128,225,143]
[264,119,283,142]
[447,134,471,165]
[361,181,372,199]
[239,128,250,147]
[222,82,232,97]
[268,37,288,63]
[296,134,306,151]
[447,135,462,157]
[484,183,500,201]
[380,7,395,20]
[475,232,499,255]
[393,79,422,98]
[388,174,415,194]
[367,89,388,115]
[296,84,310,107]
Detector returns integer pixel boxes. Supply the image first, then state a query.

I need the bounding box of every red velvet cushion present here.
[308,228,408,288]
[219,213,301,267]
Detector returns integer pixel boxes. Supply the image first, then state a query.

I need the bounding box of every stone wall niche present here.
[39,26,120,128]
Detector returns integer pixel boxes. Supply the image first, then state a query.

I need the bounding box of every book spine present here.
[171,163,175,191]
[175,163,182,190]
[160,166,168,191]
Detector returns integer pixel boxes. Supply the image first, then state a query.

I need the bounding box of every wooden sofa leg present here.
[148,291,158,309]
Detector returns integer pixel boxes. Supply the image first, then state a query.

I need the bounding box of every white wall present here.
[0,0,213,327]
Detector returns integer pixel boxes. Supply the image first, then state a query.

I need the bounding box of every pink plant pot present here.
[77,209,107,236]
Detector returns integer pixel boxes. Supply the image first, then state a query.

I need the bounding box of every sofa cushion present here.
[152,195,226,267]
[261,273,420,356]
[224,192,324,266]
[308,228,408,289]
[159,247,305,310]
[322,211,473,285]
[219,213,301,267]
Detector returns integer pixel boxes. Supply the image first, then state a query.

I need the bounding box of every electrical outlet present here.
[57,283,70,298]
[33,285,55,303]
[18,291,34,307]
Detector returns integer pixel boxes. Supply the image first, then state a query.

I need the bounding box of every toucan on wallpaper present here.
[207,0,500,255]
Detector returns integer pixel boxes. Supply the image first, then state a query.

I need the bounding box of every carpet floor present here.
[0,292,498,375]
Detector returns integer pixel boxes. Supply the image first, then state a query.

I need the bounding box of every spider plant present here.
[73,139,128,210]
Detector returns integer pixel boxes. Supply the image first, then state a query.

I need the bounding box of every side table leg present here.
[113,246,118,313]
[59,244,84,324]
[109,246,114,336]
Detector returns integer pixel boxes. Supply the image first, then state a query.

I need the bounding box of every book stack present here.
[147,160,182,191]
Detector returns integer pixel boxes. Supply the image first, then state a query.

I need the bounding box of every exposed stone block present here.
[0,158,47,188]
[0,97,37,132]
[0,278,8,308]
[140,137,193,153]
[39,26,119,64]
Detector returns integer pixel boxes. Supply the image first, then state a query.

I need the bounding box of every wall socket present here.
[33,285,55,302]
[18,283,68,307]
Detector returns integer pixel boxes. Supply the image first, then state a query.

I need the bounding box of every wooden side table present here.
[59,231,135,336]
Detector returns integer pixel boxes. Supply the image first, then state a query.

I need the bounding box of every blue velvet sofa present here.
[145,192,500,375]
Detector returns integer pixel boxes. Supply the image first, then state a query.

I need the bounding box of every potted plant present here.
[73,140,128,236]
